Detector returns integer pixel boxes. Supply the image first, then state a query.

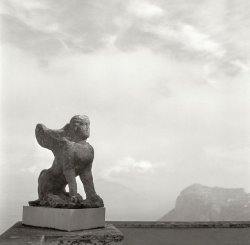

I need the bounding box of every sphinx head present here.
[69,115,90,141]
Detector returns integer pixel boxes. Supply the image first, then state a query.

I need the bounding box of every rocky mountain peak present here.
[160,184,250,221]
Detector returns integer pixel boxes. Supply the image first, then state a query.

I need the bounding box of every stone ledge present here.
[22,206,105,231]
[108,221,250,229]
[0,222,124,245]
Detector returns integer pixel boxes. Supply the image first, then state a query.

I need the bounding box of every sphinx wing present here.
[35,124,69,153]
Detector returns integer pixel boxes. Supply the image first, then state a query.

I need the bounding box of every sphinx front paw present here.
[70,193,84,204]
[89,195,104,208]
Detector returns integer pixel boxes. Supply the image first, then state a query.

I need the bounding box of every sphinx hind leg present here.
[28,169,48,206]
[38,169,48,200]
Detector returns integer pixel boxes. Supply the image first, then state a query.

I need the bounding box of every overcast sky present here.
[1,0,250,232]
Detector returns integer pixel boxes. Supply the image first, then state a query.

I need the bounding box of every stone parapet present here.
[0,222,124,245]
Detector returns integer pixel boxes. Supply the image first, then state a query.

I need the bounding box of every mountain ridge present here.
[159,183,250,221]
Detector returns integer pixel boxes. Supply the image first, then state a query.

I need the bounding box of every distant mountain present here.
[95,178,156,220]
[159,184,250,221]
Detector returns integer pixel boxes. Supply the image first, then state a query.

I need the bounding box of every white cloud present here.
[6,0,48,11]
[103,156,154,180]
[180,24,226,58]
[148,23,225,58]
[129,1,164,19]
[230,60,249,72]
[3,0,61,36]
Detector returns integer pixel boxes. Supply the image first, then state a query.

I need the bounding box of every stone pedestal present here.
[22,206,105,231]
[0,222,124,245]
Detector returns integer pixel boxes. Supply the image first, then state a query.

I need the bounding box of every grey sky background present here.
[1,0,250,233]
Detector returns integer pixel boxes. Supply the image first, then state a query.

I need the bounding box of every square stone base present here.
[22,206,105,231]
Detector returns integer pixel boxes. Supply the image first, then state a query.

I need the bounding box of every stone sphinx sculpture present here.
[29,115,104,209]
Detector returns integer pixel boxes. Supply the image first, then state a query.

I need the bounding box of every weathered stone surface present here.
[0,222,124,245]
[22,206,105,231]
[29,115,104,209]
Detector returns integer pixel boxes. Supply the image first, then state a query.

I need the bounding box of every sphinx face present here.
[74,117,90,140]
[69,115,91,141]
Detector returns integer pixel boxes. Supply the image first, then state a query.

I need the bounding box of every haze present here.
[1,0,250,233]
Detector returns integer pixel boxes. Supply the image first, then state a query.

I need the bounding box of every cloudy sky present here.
[1,0,250,232]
